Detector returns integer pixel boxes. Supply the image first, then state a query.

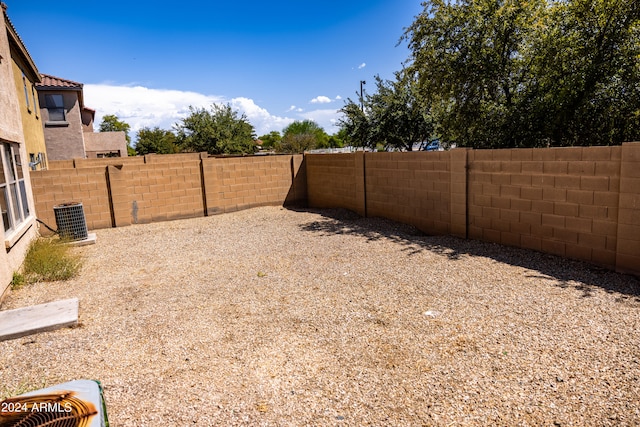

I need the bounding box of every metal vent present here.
[0,391,98,427]
[53,203,88,241]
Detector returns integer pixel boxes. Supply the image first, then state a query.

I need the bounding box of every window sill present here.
[45,121,69,127]
[4,217,34,249]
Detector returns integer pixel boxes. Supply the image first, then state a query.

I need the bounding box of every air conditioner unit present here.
[53,203,88,241]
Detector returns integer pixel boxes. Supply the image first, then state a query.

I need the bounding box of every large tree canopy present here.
[401,0,640,148]
[135,127,179,155]
[175,104,256,155]
[339,72,434,151]
[277,120,329,153]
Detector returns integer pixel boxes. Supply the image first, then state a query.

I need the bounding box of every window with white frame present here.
[0,142,30,235]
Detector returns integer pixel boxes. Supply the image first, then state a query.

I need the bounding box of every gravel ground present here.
[1,206,639,426]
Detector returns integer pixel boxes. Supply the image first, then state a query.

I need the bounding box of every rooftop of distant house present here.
[36,74,83,90]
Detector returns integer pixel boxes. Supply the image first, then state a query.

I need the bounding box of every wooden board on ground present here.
[0,298,78,341]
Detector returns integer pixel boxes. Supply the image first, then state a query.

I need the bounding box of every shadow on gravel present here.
[293,207,640,302]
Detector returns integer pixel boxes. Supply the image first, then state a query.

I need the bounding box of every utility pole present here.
[359,80,366,112]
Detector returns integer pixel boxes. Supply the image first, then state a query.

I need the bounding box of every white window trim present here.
[0,142,32,246]
[4,216,34,248]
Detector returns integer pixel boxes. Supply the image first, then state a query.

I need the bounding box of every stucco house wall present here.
[38,88,86,160]
[10,36,47,170]
[0,5,21,144]
[84,131,127,158]
[0,2,40,303]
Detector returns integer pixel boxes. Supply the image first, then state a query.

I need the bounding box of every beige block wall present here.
[48,159,76,170]
[109,160,205,226]
[366,151,451,234]
[616,142,640,274]
[31,167,112,233]
[27,148,640,275]
[73,156,145,169]
[31,154,306,237]
[306,153,365,216]
[202,154,304,215]
[305,145,640,275]
[467,146,621,268]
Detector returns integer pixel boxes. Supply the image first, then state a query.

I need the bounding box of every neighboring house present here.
[36,74,88,160]
[0,2,40,300]
[36,74,127,160]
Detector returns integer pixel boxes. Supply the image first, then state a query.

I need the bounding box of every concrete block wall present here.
[305,144,640,275]
[144,152,205,163]
[48,160,75,170]
[202,155,304,215]
[467,146,621,268]
[616,142,640,273]
[366,151,451,234]
[108,160,204,226]
[28,147,639,275]
[306,152,365,216]
[31,153,306,233]
[30,166,112,232]
[74,157,145,169]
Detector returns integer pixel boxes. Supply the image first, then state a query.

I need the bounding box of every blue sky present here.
[6,0,423,140]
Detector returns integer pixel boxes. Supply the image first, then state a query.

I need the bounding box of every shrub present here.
[10,272,25,289]
[22,237,82,283]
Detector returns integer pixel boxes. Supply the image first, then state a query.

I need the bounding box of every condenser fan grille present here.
[0,391,98,427]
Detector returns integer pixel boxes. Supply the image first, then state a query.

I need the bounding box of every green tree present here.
[327,129,346,148]
[258,131,281,149]
[99,114,134,155]
[135,127,179,155]
[277,120,328,153]
[403,0,640,148]
[368,72,434,151]
[339,72,434,151]
[175,104,256,155]
[530,0,640,146]
[338,100,370,148]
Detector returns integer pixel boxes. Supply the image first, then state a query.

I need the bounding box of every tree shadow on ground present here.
[292,207,640,302]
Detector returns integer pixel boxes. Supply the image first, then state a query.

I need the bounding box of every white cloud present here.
[299,108,342,132]
[84,83,295,140]
[84,84,221,135]
[358,62,366,69]
[335,95,342,100]
[310,95,332,104]
[286,105,303,113]
[230,97,294,135]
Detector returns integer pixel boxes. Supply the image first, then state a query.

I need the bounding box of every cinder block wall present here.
[74,157,145,169]
[306,152,366,216]
[30,166,112,232]
[108,160,205,226]
[48,160,75,170]
[305,143,640,275]
[616,143,640,273]
[202,155,305,215]
[467,146,621,269]
[366,151,452,234]
[31,153,306,233]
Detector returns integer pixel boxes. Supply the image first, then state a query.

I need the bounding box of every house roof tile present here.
[3,2,41,82]
[37,74,83,90]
